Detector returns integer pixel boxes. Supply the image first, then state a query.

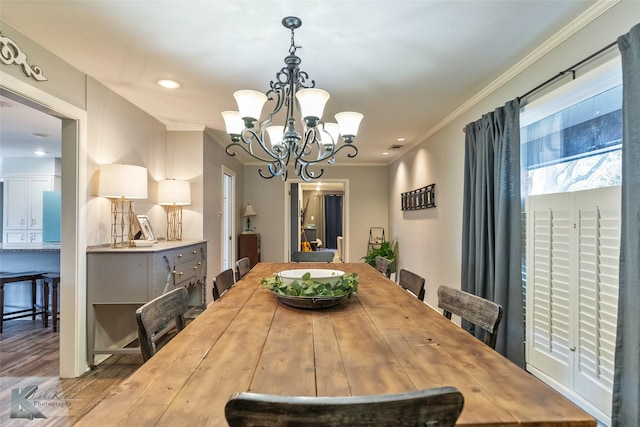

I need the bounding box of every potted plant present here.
[362,237,398,274]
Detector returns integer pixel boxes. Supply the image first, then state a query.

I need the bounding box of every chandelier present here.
[221,16,363,181]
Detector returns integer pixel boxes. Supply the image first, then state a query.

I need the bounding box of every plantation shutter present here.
[574,188,620,414]
[528,193,572,386]
[526,186,620,420]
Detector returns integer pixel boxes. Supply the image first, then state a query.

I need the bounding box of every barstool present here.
[42,273,60,332]
[0,272,48,333]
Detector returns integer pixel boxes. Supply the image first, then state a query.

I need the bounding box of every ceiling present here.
[0,1,599,165]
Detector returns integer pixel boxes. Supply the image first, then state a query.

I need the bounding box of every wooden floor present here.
[0,319,143,426]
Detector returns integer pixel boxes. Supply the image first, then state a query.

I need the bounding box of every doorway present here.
[286,180,348,261]
[2,70,88,378]
[0,91,62,375]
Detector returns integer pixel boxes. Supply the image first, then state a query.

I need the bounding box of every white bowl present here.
[278,269,345,287]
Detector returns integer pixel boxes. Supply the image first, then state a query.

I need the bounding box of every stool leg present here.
[53,280,59,333]
[31,279,37,320]
[43,279,50,328]
[0,282,4,334]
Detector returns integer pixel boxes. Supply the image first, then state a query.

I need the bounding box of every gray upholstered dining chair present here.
[136,287,189,362]
[398,269,426,300]
[213,268,235,301]
[437,285,503,349]
[375,256,391,278]
[291,251,334,262]
[224,386,464,427]
[235,257,251,281]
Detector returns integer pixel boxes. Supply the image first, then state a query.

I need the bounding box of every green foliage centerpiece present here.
[262,271,359,298]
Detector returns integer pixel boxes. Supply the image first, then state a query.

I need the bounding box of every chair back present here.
[291,251,334,262]
[235,257,251,281]
[375,256,391,278]
[136,287,189,362]
[398,269,425,300]
[213,268,235,301]
[336,236,344,262]
[225,387,463,427]
[437,285,503,349]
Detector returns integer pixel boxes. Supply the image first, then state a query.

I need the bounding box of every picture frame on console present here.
[136,215,156,241]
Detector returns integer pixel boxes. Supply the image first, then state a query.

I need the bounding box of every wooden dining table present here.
[77,262,595,426]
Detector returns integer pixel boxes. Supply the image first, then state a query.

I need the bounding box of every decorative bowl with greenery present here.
[261,271,359,298]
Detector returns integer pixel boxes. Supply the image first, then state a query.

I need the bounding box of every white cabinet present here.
[526,186,620,424]
[3,176,54,244]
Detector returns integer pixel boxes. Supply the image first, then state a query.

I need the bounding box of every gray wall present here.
[244,164,388,263]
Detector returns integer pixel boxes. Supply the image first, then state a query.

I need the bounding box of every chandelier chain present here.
[289,27,300,55]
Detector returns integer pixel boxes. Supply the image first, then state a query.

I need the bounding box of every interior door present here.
[222,168,235,270]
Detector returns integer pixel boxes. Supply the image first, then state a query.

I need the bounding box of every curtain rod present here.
[518,40,618,100]
[463,40,618,133]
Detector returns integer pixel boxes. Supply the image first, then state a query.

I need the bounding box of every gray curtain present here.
[461,98,524,368]
[612,22,640,427]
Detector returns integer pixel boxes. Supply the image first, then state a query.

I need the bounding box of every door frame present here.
[283,179,349,262]
[221,166,235,270]
[1,70,89,377]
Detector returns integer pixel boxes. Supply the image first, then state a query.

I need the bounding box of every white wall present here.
[388,2,638,308]
[243,164,388,263]
[85,76,168,246]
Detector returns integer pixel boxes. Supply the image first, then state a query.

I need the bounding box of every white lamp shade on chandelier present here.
[98,164,148,199]
[157,179,191,206]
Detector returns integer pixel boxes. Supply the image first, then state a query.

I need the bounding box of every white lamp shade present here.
[243,204,257,217]
[296,88,330,120]
[157,179,191,205]
[335,111,364,137]
[234,90,268,121]
[98,164,148,199]
[266,125,285,148]
[321,122,340,144]
[221,111,244,135]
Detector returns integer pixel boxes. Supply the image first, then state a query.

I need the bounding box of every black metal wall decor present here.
[401,184,436,210]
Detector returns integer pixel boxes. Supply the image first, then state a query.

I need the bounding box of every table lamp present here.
[98,164,148,247]
[242,204,257,233]
[158,179,191,240]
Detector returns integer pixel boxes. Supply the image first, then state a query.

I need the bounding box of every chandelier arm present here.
[226,138,284,165]
[296,159,325,182]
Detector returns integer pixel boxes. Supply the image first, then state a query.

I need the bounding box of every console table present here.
[86,240,207,367]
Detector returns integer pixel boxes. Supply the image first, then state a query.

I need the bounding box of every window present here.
[521,58,622,425]
[521,59,622,196]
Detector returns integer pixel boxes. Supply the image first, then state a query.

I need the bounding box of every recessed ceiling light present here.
[34,150,47,156]
[157,79,181,89]
[382,152,389,156]
[397,137,405,142]
[32,132,49,138]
